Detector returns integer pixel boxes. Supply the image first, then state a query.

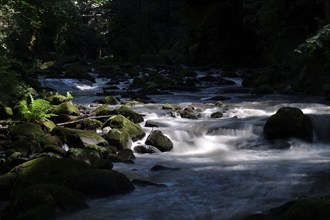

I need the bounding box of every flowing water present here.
[40,69,330,220]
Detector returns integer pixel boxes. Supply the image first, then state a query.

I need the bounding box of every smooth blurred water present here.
[43,70,330,220]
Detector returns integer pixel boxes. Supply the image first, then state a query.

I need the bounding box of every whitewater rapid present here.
[41,69,330,220]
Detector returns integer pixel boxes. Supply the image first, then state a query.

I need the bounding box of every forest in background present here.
[1,0,330,105]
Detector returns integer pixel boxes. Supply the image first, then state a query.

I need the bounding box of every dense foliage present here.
[0,0,329,98]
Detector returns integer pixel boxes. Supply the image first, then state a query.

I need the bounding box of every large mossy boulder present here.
[66,148,101,162]
[103,115,145,141]
[244,195,330,220]
[94,104,112,116]
[53,101,80,116]
[264,107,313,142]
[145,130,173,152]
[9,123,45,138]
[108,105,144,123]
[3,183,87,220]
[1,158,134,198]
[52,126,108,148]
[105,129,131,150]
[8,123,46,156]
[99,96,120,105]
[46,93,72,105]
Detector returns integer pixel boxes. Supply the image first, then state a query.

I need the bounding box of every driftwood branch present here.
[56,115,112,126]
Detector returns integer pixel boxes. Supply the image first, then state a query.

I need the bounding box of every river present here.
[40,68,330,220]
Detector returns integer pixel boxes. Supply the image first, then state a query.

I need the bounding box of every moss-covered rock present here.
[99,96,120,105]
[264,107,313,142]
[108,105,144,123]
[145,130,173,152]
[35,152,63,159]
[3,158,134,198]
[105,129,131,150]
[117,149,135,161]
[121,100,141,106]
[43,144,66,156]
[46,93,72,105]
[9,137,42,156]
[41,119,56,132]
[79,118,103,130]
[85,144,111,156]
[3,183,87,220]
[103,115,145,141]
[162,103,175,110]
[52,126,108,148]
[9,123,45,139]
[66,148,101,162]
[94,104,112,116]
[53,101,80,116]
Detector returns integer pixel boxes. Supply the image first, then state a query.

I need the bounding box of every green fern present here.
[18,94,56,122]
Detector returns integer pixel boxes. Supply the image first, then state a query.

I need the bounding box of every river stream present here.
[40,69,330,220]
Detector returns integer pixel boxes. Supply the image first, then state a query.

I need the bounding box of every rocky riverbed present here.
[1,66,330,220]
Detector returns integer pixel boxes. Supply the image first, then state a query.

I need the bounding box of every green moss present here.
[46,92,73,105]
[80,118,102,130]
[66,148,101,162]
[9,123,45,138]
[105,129,131,150]
[53,101,80,116]
[41,118,56,132]
[94,104,112,116]
[104,115,145,141]
[109,105,144,123]
[99,96,120,105]
[162,103,174,110]
[52,126,108,148]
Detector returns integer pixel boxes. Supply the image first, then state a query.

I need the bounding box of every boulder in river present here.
[103,115,145,141]
[52,126,109,148]
[53,101,80,116]
[98,96,120,105]
[264,107,313,142]
[242,195,330,220]
[0,157,134,198]
[145,130,173,152]
[108,105,144,123]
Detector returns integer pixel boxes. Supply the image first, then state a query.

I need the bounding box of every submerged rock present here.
[264,107,313,142]
[243,195,330,220]
[145,130,173,152]
[211,111,223,119]
[145,120,168,128]
[150,165,179,171]
[132,179,166,187]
